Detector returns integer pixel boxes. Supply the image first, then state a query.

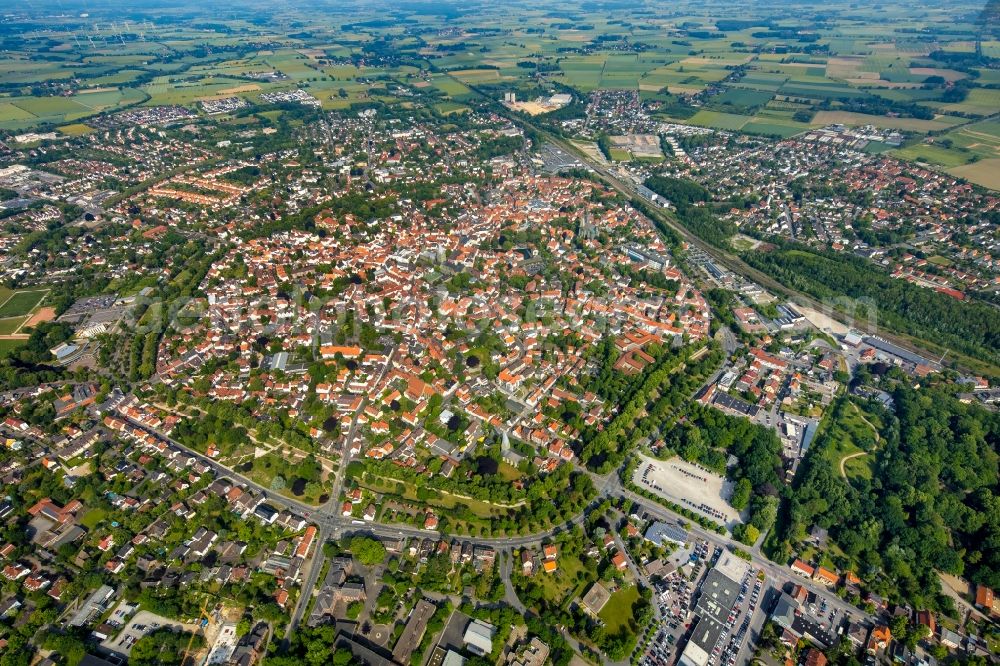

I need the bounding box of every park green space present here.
[818,400,882,483]
[0,339,26,356]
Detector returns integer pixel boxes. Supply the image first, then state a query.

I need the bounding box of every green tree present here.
[349,536,386,565]
[731,478,752,511]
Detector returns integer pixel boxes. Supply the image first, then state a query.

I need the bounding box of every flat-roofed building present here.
[464,619,496,657]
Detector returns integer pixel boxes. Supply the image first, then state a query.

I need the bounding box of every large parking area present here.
[634,454,742,527]
[639,541,716,666]
[657,571,693,625]
[713,570,764,666]
[99,610,198,658]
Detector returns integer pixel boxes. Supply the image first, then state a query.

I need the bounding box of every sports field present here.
[0,289,48,318]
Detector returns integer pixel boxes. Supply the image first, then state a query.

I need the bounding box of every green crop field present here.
[742,120,809,138]
[928,88,1000,117]
[432,76,472,97]
[73,88,146,111]
[892,142,975,168]
[713,88,773,109]
[0,0,991,181]
[0,103,35,122]
[11,96,90,116]
[686,110,752,131]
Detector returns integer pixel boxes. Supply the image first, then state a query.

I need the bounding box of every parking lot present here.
[99,610,200,658]
[639,541,716,666]
[711,569,764,666]
[537,142,587,174]
[799,588,846,641]
[634,454,742,527]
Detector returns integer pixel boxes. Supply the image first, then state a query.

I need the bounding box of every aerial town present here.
[0,2,998,666]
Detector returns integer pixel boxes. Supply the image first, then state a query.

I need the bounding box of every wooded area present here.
[742,241,1000,368]
[776,388,1000,612]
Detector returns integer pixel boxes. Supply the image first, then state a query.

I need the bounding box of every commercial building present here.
[464,619,496,657]
[677,553,750,666]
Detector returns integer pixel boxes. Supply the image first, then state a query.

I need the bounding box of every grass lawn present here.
[0,289,47,318]
[537,550,589,606]
[242,451,326,505]
[843,454,873,481]
[80,508,108,530]
[450,69,502,84]
[58,123,96,136]
[0,315,28,335]
[497,461,523,482]
[599,584,640,633]
[358,471,509,519]
[820,401,881,482]
[434,102,469,116]
[0,339,25,357]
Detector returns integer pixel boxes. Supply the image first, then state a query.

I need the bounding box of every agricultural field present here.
[949,160,1000,190]
[889,118,1000,188]
[741,119,810,138]
[684,110,752,131]
[711,88,773,112]
[0,84,147,130]
[0,0,994,182]
[892,142,975,168]
[926,88,1000,117]
[431,76,472,98]
[810,111,966,133]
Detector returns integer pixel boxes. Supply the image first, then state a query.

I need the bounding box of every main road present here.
[123,403,870,660]
[119,411,593,548]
